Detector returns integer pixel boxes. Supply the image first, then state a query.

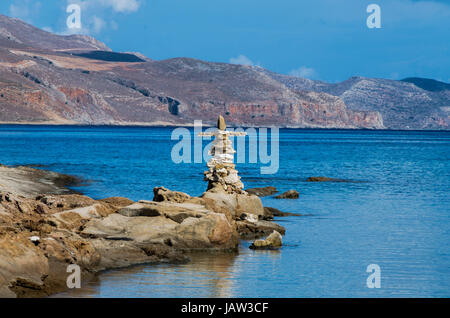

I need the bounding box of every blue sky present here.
[1,0,448,83]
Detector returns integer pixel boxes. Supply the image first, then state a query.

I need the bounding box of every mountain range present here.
[0,14,448,129]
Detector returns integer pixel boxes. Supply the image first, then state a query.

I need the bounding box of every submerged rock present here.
[275,190,299,199]
[264,206,302,217]
[250,231,283,250]
[306,176,353,182]
[246,186,278,197]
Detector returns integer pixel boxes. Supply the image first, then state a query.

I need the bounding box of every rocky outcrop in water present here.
[0,117,287,297]
[250,231,283,250]
[264,206,302,217]
[246,186,278,197]
[0,164,284,297]
[275,190,299,199]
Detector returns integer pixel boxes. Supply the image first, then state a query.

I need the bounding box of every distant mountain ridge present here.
[0,14,448,130]
[400,77,450,92]
[268,72,449,129]
[0,15,109,52]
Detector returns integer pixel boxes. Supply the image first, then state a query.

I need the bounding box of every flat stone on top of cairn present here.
[217,115,226,130]
[199,116,246,193]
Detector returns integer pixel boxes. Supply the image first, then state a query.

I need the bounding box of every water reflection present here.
[54,246,284,298]
[57,251,237,298]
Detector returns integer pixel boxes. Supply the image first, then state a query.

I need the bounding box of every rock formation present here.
[275,189,299,199]
[246,186,278,197]
[0,164,285,297]
[250,231,283,250]
[198,116,274,222]
[0,119,286,297]
[199,115,247,194]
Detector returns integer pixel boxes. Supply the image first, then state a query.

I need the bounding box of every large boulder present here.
[275,190,299,199]
[81,208,238,250]
[201,188,264,219]
[174,213,238,249]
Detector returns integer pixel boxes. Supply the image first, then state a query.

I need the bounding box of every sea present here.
[0,125,448,297]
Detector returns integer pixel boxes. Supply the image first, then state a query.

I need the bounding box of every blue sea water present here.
[0,125,449,297]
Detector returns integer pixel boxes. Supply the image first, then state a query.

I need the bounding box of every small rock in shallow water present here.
[274,190,299,199]
[264,206,302,217]
[246,186,278,197]
[250,231,282,250]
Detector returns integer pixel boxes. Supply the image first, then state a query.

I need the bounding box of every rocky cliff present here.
[0,14,448,129]
[268,72,450,130]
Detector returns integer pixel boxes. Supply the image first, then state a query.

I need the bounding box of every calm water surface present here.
[0,126,448,297]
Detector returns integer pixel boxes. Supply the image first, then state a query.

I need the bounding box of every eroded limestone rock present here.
[81,210,238,250]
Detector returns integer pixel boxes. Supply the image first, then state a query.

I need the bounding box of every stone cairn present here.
[199,116,247,194]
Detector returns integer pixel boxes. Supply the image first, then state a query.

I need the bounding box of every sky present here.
[0,0,448,83]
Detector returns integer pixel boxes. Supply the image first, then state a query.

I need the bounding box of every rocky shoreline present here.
[0,165,288,297]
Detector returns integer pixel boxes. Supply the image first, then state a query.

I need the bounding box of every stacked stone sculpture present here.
[199,116,247,193]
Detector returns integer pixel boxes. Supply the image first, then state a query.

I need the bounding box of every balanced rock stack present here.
[199,116,247,194]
